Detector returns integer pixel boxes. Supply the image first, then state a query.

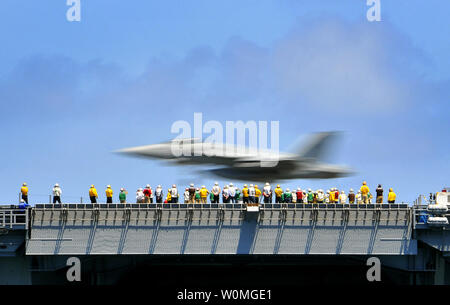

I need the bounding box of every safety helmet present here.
[138,188,143,191]
[55,183,59,187]
[277,184,280,187]
[107,185,111,188]
[350,188,354,192]
[250,184,253,187]
[157,185,161,188]
[363,181,367,185]
[215,182,219,185]
[389,188,393,191]
[190,183,194,187]
[23,182,27,186]
[286,188,290,192]
[297,187,301,191]
[146,184,150,188]
[120,188,124,191]
[229,182,233,186]
[308,188,312,192]
[244,184,248,187]
[266,182,270,186]
[201,185,205,188]
[91,185,94,188]
[172,184,176,188]
[185,188,188,190]
[196,188,200,190]
[255,185,258,188]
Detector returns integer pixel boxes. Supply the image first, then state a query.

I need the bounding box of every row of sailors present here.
[133,183,396,204]
[19,182,396,204]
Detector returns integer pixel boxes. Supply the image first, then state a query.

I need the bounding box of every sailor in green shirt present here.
[235,188,241,202]
[119,188,127,203]
[194,188,201,203]
[283,188,293,203]
[307,189,314,203]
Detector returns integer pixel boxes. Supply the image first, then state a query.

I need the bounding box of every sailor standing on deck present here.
[248,184,256,204]
[296,188,303,204]
[143,185,152,203]
[212,182,221,203]
[254,185,261,203]
[89,185,98,203]
[360,181,370,204]
[274,185,283,203]
[184,188,190,203]
[119,188,128,203]
[284,188,292,203]
[339,190,347,204]
[263,183,272,203]
[155,185,163,203]
[136,188,145,203]
[242,184,249,204]
[199,186,209,203]
[317,189,324,203]
[106,185,113,203]
[228,183,236,203]
[376,184,384,203]
[52,183,62,204]
[222,185,230,203]
[21,183,29,204]
[170,185,179,203]
[188,183,196,203]
[356,190,362,204]
[348,189,355,204]
[388,188,396,203]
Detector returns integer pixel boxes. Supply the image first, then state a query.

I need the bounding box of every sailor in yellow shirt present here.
[166,189,172,203]
[242,184,249,204]
[274,185,283,203]
[388,188,396,203]
[106,185,113,204]
[21,182,29,204]
[89,185,98,203]
[360,181,370,204]
[254,185,262,204]
[199,186,209,203]
[329,190,335,204]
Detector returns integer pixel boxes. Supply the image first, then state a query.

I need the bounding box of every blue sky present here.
[0,0,448,204]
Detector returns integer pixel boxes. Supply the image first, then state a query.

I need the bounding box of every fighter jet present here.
[116,132,354,182]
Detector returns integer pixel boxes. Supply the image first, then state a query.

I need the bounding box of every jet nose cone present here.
[114,145,157,157]
[114,146,147,155]
[115,143,176,159]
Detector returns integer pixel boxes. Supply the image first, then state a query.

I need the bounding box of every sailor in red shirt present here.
[334,188,340,203]
[143,184,152,203]
[296,188,303,203]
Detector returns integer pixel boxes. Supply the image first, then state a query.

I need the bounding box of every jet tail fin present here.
[294,132,340,161]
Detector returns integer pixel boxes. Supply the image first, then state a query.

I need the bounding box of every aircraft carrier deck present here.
[1,199,450,285]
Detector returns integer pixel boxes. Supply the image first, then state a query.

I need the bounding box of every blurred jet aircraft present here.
[116,132,354,182]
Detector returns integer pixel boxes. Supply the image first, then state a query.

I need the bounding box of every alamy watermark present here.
[170,113,280,167]
[65,1,379,23]
[66,257,81,282]
[66,0,81,22]
[366,0,381,22]
[366,257,381,282]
